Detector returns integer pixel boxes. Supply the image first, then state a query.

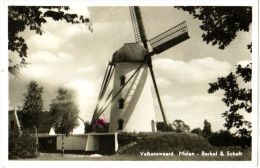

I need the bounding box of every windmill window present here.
[118,119,124,130]
[118,98,125,109]
[120,75,126,86]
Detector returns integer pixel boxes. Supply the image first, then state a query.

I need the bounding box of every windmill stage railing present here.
[149,21,189,54]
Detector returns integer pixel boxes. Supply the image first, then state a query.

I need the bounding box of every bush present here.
[208,130,251,148]
[156,122,174,132]
[208,130,235,146]
[237,136,251,148]
[191,128,203,135]
[91,124,108,133]
[85,120,109,133]
[9,130,37,159]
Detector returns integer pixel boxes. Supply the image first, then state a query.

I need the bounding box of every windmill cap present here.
[111,43,148,65]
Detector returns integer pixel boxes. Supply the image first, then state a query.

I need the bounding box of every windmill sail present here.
[129,6,148,48]
[129,7,142,43]
[149,21,190,54]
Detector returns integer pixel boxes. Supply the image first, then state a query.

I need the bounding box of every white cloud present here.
[156,77,171,87]
[58,52,73,61]
[92,22,112,30]
[20,64,51,79]
[29,51,73,64]
[62,25,88,37]
[20,51,76,84]
[160,94,226,131]
[174,95,219,107]
[28,31,63,50]
[154,57,232,83]
[30,51,58,63]
[77,66,95,73]
[162,94,219,108]
[69,6,89,17]
[237,59,251,66]
[64,80,97,120]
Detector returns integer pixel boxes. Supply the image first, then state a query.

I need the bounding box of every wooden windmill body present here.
[91,7,190,133]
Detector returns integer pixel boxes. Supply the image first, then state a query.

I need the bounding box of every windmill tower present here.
[90,7,190,133]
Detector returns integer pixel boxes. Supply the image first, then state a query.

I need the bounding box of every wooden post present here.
[61,134,64,157]
[33,125,38,157]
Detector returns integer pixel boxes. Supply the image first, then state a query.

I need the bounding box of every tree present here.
[20,81,43,129]
[208,130,236,147]
[50,88,79,156]
[202,119,212,137]
[156,122,173,132]
[191,128,202,135]
[85,119,109,133]
[8,6,91,76]
[208,130,251,148]
[208,65,252,137]
[177,6,252,137]
[84,121,91,133]
[50,88,79,135]
[175,7,252,50]
[172,119,190,133]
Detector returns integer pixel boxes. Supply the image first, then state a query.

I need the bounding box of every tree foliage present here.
[8,6,91,76]
[85,119,109,133]
[9,129,37,159]
[156,122,173,132]
[208,64,252,137]
[172,119,190,133]
[20,81,43,129]
[202,119,212,137]
[208,130,251,148]
[50,88,79,135]
[177,6,252,137]
[191,127,202,135]
[176,6,252,49]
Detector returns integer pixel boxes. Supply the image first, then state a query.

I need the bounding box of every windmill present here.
[90,7,190,132]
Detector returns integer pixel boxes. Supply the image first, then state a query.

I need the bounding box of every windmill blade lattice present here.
[129,7,142,43]
[129,6,148,47]
[149,21,190,54]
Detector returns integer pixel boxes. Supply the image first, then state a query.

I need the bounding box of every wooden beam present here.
[148,59,167,123]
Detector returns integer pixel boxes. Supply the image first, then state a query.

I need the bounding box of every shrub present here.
[92,124,107,133]
[208,130,235,146]
[237,136,251,148]
[156,122,173,132]
[208,130,251,148]
[9,130,37,159]
[191,128,203,135]
[85,120,109,133]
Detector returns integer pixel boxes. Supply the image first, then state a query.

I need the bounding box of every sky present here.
[8,6,252,132]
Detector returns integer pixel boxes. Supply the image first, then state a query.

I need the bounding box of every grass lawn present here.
[29,147,251,161]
